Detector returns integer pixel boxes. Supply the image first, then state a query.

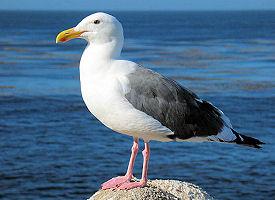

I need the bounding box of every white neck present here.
[79,38,123,83]
[83,37,123,60]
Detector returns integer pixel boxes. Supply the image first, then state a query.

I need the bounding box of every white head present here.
[56,12,124,58]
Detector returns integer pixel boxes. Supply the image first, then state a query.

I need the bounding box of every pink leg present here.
[101,138,139,189]
[118,141,150,190]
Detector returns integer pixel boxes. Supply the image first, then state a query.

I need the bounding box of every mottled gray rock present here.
[88,179,214,200]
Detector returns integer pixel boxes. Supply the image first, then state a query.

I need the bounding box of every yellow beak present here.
[56,28,84,43]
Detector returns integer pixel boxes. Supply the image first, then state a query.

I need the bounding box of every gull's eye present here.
[94,20,100,24]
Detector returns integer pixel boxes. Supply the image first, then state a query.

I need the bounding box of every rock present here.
[88,179,214,200]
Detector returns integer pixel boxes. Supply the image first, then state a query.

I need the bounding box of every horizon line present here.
[1,8,275,12]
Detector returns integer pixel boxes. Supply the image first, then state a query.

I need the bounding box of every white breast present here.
[79,59,173,142]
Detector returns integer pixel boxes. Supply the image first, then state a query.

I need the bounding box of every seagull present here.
[56,12,264,190]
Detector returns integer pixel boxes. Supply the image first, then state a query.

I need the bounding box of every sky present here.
[1,0,275,11]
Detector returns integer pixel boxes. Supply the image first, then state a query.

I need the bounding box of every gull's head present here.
[56,12,123,45]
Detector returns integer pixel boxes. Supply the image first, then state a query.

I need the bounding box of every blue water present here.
[0,11,275,200]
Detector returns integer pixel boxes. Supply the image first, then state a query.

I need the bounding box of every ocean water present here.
[0,11,274,200]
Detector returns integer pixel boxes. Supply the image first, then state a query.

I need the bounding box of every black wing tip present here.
[232,129,265,149]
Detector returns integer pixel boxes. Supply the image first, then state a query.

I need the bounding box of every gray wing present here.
[125,66,224,140]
